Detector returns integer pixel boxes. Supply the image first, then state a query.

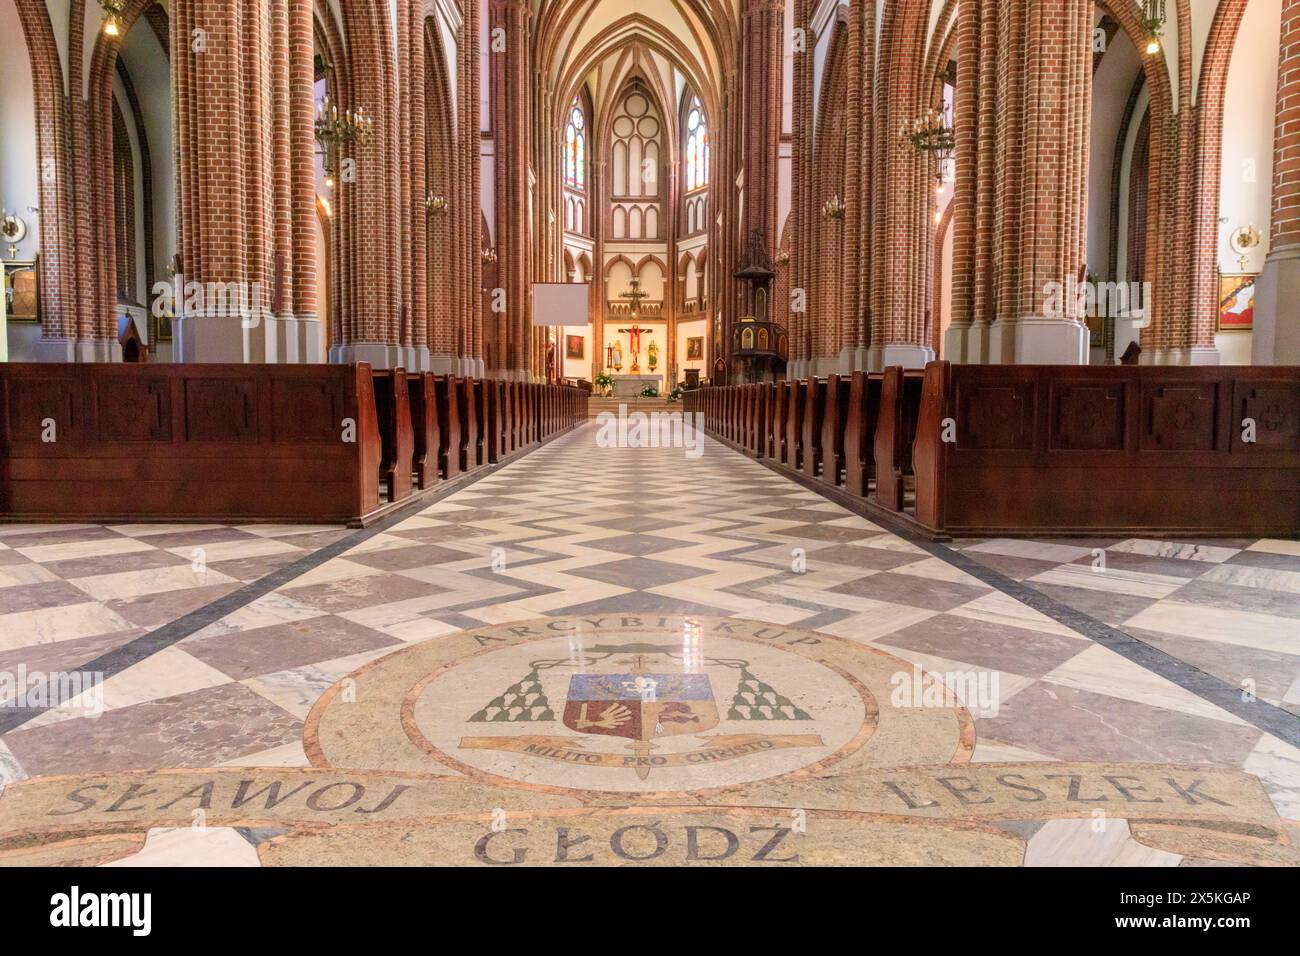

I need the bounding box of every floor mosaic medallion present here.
[0,615,1293,866]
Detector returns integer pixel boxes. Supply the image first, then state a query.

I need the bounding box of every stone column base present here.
[1141,347,1222,366]
[329,342,405,368]
[881,344,935,369]
[32,337,122,363]
[1254,242,1300,365]
[989,317,1089,365]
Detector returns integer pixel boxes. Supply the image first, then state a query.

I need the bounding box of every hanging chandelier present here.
[99,0,126,37]
[314,95,374,177]
[821,195,846,221]
[901,104,956,185]
[1141,0,1167,55]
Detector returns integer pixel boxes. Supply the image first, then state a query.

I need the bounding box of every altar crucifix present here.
[617,275,650,373]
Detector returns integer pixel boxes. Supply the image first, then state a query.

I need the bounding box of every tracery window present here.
[565,97,586,189]
[685,96,709,190]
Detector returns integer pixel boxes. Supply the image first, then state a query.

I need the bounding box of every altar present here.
[611,374,661,398]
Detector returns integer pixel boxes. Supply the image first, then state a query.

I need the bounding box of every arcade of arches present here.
[2,0,1296,377]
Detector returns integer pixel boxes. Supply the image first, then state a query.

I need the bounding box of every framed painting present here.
[1218,273,1256,332]
[3,258,39,323]
[565,334,584,359]
[686,335,704,360]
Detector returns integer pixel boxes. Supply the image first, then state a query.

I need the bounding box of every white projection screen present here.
[532,283,590,328]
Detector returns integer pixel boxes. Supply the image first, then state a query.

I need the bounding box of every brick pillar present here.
[1256,0,1300,364]
[788,0,814,376]
[288,0,320,360]
[951,0,1092,365]
[492,0,532,379]
[870,0,935,370]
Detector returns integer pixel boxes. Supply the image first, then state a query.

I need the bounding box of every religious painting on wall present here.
[3,259,39,322]
[565,334,584,359]
[687,336,704,360]
[1218,273,1256,332]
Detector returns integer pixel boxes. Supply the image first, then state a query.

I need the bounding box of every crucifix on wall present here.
[617,275,650,373]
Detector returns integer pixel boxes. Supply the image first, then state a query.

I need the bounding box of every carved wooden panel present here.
[957,382,1035,450]
[184,377,258,442]
[1050,383,1125,451]
[5,378,81,443]
[1234,381,1300,451]
[1141,383,1217,451]
[272,378,344,443]
[95,377,171,442]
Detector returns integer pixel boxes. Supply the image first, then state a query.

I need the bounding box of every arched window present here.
[565,97,586,189]
[685,96,709,191]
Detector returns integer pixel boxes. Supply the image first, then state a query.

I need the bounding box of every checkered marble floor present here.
[0,422,1297,865]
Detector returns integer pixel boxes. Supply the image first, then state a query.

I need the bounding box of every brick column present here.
[491,0,532,379]
[1255,0,1300,363]
[951,0,1093,365]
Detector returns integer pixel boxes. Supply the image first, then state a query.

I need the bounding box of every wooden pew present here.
[820,374,849,486]
[408,372,441,490]
[458,378,480,473]
[436,375,462,480]
[911,362,1300,535]
[755,384,771,459]
[843,371,884,498]
[785,380,805,472]
[484,380,505,464]
[802,378,826,480]
[373,368,414,503]
[0,363,382,523]
[769,382,780,463]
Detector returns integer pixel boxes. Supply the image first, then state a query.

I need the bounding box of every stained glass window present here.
[565,98,586,189]
[685,97,709,191]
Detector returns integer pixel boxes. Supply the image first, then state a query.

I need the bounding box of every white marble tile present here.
[0,602,133,650]
[242,646,398,718]
[0,739,28,786]
[188,592,326,639]
[969,740,1055,763]
[890,556,989,588]
[218,740,310,768]
[949,591,1085,639]
[1243,733,1300,822]
[965,539,1092,563]
[166,537,302,563]
[1028,563,1187,599]
[1109,539,1239,563]
[0,562,60,589]
[16,536,158,564]
[1042,644,1249,726]
[1025,819,1182,867]
[70,564,238,602]
[814,602,941,644]
[1246,539,1300,557]
[107,524,226,537]
[101,827,261,867]
[1198,563,1300,595]
[1123,601,1299,655]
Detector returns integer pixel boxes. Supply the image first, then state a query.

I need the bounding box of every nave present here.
[0,423,1296,866]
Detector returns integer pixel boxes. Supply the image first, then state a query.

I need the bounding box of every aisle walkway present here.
[0,423,1297,866]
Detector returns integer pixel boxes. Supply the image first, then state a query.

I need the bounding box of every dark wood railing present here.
[0,365,588,526]
[685,363,1300,537]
